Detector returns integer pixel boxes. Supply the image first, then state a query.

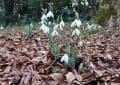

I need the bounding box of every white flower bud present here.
[61,54,69,64]
[41,14,47,21]
[46,11,54,18]
[51,30,59,37]
[71,19,82,28]
[72,28,80,36]
[40,24,49,33]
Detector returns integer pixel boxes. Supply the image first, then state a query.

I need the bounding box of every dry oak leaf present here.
[49,73,64,83]
[94,69,105,78]
[65,72,76,84]
[111,82,120,85]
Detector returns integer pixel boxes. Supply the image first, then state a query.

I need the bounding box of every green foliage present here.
[25,24,33,37]
[68,56,76,68]
[81,61,90,73]
[52,67,61,73]
[68,48,78,68]
[48,34,59,56]
[2,0,99,25]
[86,29,99,34]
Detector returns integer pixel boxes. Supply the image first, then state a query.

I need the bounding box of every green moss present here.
[96,0,117,25]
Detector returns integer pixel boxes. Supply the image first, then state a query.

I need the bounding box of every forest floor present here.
[0,27,120,85]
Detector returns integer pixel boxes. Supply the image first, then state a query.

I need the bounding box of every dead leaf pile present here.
[0,29,120,85]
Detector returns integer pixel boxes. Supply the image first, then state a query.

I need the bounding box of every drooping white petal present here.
[71,19,82,28]
[43,26,49,33]
[59,25,63,31]
[51,30,59,37]
[77,19,82,27]
[85,0,89,6]
[40,24,49,33]
[59,20,65,30]
[72,28,80,36]
[53,24,59,30]
[48,21,52,25]
[30,23,33,28]
[71,20,76,28]
[60,20,65,27]
[92,24,97,30]
[61,54,69,64]
[41,14,47,21]
[46,11,54,18]
[81,1,84,5]
[0,25,4,30]
[98,25,102,29]
[86,23,92,30]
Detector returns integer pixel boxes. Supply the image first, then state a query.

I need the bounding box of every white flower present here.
[86,23,92,30]
[41,14,47,21]
[0,25,4,30]
[30,23,33,28]
[92,24,97,30]
[48,21,52,25]
[72,28,80,36]
[85,0,89,6]
[61,54,69,64]
[71,19,82,28]
[51,30,59,37]
[59,20,65,30]
[40,24,49,33]
[98,25,102,29]
[89,5,91,8]
[60,20,65,27]
[81,1,84,5]
[81,0,88,6]
[53,24,59,30]
[46,11,54,18]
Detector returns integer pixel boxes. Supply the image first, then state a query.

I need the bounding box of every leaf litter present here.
[0,28,120,85]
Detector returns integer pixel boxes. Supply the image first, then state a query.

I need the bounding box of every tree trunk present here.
[114,0,120,26]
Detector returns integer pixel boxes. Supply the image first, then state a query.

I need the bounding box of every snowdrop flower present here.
[85,0,89,6]
[92,24,97,30]
[86,23,92,30]
[98,25,102,29]
[0,25,4,30]
[89,5,91,8]
[53,24,59,30]
[61,54,69,64]
[46,11,54,18]
[71,19,82,28]
[81,1,84,5]
[81,0,88,6]
[48,21,52,25]
[30,23,33,28]
[40,24,49,33]
[59,20,65,30]
[41,14,47,21]
[72,28,80,36]
[51,30,59,37]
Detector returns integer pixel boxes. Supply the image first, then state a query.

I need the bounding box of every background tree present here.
[1,0,100,26]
